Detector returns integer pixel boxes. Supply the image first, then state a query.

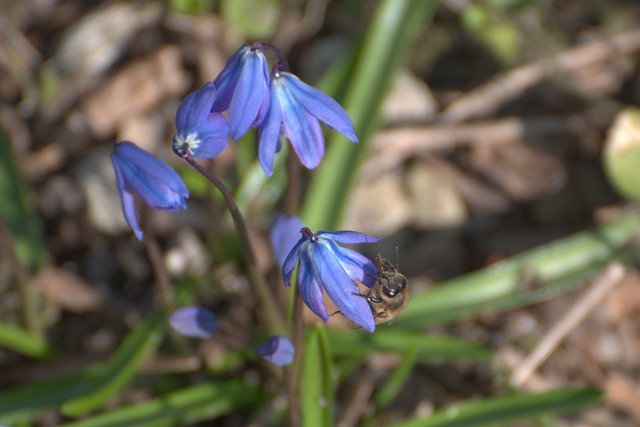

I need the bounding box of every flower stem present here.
[142,219,175,309]
[178,150,286,335]
[253,41,289,73]
[0,218,42,338]
[285,147,302,215]
[284,146,303,427]
[286,291,304,427]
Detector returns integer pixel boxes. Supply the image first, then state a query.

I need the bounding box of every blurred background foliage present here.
[1,0,640,426]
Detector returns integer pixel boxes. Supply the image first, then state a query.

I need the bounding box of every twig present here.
[511,262,626,388]
[362,116,582,178]
[336,372,376,427]
[438,29,640,124]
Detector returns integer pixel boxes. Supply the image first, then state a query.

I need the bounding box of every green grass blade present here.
[0,321,55,358]
[374,344,418,409]
[302,0,438,230]
[302,326,334,427]
[235,143,288,220]
[61,311,166,416]
[388,388,603,427]
[0,129,48,270]
[327,329,492,362]
[397,211,640,328]
[0,365,107,424]
[59,380,261,427]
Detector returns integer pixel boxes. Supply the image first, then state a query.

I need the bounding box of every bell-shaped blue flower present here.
[258,335,294,366]
[212,44,270,140]
[258,71,358,176]
[169,306,218,339]
[172,82,230,159]
[111,141,189,241]
[283,227,379,333]
[270,214,304,267]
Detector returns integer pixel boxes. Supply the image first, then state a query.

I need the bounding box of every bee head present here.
[382,275,408,299]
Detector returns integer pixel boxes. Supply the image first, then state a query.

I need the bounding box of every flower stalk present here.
[142,219,175,309]
[176,145,285,335]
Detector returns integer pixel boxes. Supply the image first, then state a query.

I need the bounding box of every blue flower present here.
[172,82,229,159]
[270,214,304,267]
[283,227,379,333]
[111,141,189,241]
[169,306,218,339]
[258,335,294,366]
[258,71,358,176]
[212,44,270,140]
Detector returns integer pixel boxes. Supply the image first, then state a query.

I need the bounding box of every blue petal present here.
[253,71,271,127]
[317,230,380,245]
[325,240,377,288]
[258,336,294,366]
[212,44,250,112]
[113,142,188,211]
[258,88,283,176]
[281,72,358,142]
[297,251,330,322]
[176,83,217,136]
[119,164,183,211]
[274,77,325,169]
[174,84,230,159]
[169,307,218,339]
[271,214,305,267]
[282,237,305,287]
[190,113,230,159]
[229,50,270,139]
[313,241,375,332]
[112,155,143,241]
[210,45,270,140]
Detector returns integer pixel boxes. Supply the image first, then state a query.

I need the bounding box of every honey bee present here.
[365,254,410,324]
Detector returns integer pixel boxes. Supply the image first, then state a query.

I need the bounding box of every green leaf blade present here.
[61,311,166,416]
[389,388,603,427]
[302,326,335,427]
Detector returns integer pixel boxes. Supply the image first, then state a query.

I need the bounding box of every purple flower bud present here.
[169,306,218,339]
[111,141,189,241]
[258,336,294,366]
[172,82,230,159]
[270,214,304,267]
[283,227,380,333]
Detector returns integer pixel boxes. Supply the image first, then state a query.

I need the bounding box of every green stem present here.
[179,152,285,335]
[0,217,42,338]
[142,220,175,309]
[286,291,304,427]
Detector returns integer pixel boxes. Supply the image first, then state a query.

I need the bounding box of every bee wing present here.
[347,319,363,329]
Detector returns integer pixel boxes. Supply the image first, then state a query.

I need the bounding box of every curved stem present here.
[178,150,285,335]
[253,41,289,73]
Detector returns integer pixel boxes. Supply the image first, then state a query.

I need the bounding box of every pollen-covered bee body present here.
[365,254,410,324]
